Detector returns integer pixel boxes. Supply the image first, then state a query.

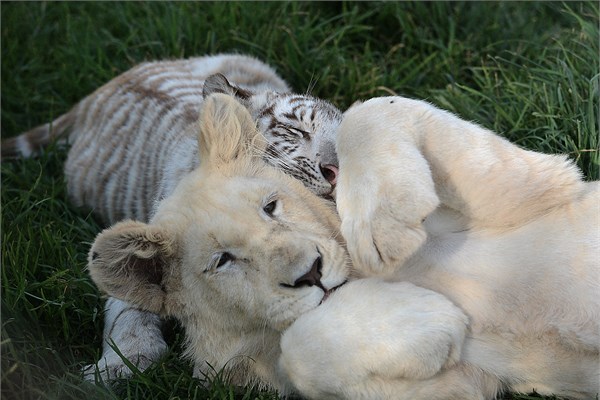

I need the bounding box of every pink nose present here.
[320,164,338,186]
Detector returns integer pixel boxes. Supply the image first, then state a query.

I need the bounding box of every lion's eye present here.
[263,200,277,216]
[215,252,234,269]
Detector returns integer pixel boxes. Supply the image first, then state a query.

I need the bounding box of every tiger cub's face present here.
[204,74,342,197]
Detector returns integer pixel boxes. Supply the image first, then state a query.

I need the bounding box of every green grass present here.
[1,2,597,399]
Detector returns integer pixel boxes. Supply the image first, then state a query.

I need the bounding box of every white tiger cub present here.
[1,53,342,380]
[90,93,597,399]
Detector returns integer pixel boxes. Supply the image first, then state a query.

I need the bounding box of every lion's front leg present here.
[279,279,469,399]
[82,297,167,381]
[335,109,439,275]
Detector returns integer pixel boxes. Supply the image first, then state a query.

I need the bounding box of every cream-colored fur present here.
[336,97,591,275]
[89,93,349,390]
[89,94,599,399]
[317,96,598,398]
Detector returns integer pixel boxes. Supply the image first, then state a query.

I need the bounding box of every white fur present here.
[82,298,166,380]
[280,279,470,399]
[319,96,599,399]
[89,94,599,399]
[88,94,348,390]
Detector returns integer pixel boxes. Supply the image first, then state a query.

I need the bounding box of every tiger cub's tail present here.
[2,111,75,160]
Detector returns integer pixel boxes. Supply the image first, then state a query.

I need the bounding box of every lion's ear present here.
[198,92,265,165]
[88,220,176,315]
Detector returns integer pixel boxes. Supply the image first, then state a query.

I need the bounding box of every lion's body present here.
[89,94,349,389]
[89,94,598,399]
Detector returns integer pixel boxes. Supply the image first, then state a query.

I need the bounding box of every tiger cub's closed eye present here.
[286,126,310,140]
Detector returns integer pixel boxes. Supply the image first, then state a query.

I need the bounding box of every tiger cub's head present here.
[204,73,341,197]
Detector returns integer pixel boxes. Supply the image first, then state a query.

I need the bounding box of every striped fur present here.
[2,54,342,224]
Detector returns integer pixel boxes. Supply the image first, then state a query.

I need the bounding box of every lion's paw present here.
[280,279,469,393]
[335,127,440,275]
[340,199,429,275]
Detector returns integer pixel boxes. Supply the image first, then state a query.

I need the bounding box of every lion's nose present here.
[292,256,323,288]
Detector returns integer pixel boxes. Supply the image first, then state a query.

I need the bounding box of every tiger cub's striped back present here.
[3,54,342,224]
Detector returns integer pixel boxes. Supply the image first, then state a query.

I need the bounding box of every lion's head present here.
[88,93,350,390]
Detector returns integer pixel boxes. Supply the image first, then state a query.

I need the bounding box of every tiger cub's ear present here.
[203,73,253,101]
[198,93,265,166]
[203,73,277,120]
[88,220,177,315]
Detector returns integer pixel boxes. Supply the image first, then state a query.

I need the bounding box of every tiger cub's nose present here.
[319,164,338,187]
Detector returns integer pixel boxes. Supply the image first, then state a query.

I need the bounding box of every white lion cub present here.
[281,96,599,399]
[89,94,598,400]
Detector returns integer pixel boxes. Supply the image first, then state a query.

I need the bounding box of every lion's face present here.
[88,93,349,386]
[160,165,348,332]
